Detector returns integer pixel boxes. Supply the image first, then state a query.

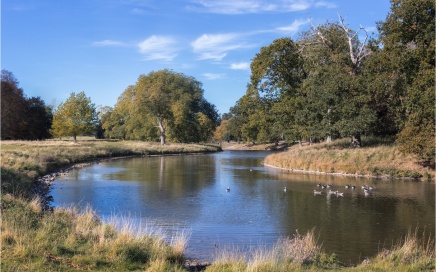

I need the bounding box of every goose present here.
[364,189,372,196]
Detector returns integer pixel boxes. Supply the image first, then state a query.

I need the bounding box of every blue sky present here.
[2,0,391,115]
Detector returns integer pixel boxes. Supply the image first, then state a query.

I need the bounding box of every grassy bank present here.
[264,138,434,180]
[1,139,434,271]
[1,139,220,198]
[206,228,434,272]
[1,139,219,271]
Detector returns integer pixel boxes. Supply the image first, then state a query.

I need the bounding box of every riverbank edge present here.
[34,150,222,207]
[263,162,397,180]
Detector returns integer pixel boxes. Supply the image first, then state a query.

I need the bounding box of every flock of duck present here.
[313,183,375,197]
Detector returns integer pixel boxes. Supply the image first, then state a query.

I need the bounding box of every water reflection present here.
[51,151,435,265]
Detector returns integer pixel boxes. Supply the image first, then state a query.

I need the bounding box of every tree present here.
[245,38,305,143]
[134,69,218,145]
[1,70,27,139]
[298,21,376,147]
[376,0,435,161]
[51,91,98,141]
[1,70,52,140]
[23,97,53,140]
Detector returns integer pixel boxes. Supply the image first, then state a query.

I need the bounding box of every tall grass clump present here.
[1,194,187,271]
[207,229,343,272]
[353,228,435,271]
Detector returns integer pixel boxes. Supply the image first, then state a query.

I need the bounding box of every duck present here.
[345,185,350,189]
[336,191,344,197]
[284,187,287,193]
[351,185,356,190]
[226,187,230,192]
[313,190,322,195]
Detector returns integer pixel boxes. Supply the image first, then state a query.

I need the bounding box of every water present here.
[50,150,435,265]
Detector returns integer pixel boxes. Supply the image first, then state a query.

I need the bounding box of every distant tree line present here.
[1,70,52,140]
[1,69,219,145]
[214,0,434,162]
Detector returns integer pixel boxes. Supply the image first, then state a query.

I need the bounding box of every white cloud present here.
[137,35,179,61]
[203,73,225,80]
[192,33,252,60]
[230,62,250,70]
[276,19,309,35]
[92,40,126,47]
[315,1,337,8]
[188,0,336,14]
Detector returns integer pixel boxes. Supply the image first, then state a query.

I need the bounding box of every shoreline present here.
[263,163,396,180]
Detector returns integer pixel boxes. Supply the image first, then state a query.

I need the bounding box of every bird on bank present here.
[284,187,287,193]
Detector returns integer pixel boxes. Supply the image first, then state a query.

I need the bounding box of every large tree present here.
[375,0,435,161]
[1,70,52,140]
[104,70,218,144]
[1,70,27,139]
[298,20,376,146]
[51,91,98,141]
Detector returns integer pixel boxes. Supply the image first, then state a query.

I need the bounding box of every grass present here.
[207,229,435,272]
[264,137,434,180]
[1,139,219,271]
[1,194,188,271]
[1,138,434,271]
[1,139,220,198]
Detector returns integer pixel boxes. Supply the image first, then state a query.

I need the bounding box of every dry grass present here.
[1,195,187,271]
[348,228,435,271]
[264,138,434,180]
[208,229,340,272]
[0,139,216,271]
[1,139,220,197]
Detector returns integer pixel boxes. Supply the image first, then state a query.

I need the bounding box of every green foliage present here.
[102,70,218,144]
[220,0,434,157]
[51,91,98,141]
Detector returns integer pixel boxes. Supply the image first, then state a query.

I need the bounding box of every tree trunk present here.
[350,134,361,148]
[73,134,77,142]
[157,118,166,145]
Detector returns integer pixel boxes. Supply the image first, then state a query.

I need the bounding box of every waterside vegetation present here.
[1,139,434,271]
[264,137,434,181]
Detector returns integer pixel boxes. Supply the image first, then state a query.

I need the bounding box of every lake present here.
[50,150,435,265]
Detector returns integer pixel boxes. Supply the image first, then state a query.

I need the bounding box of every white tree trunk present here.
[157,118,166,145]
